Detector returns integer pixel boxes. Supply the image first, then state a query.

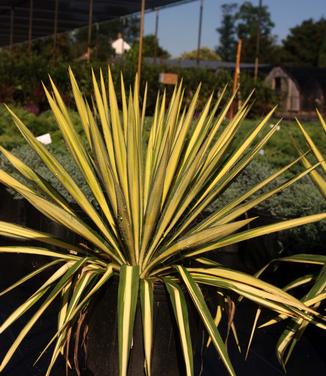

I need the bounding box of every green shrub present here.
[211,158,326,251]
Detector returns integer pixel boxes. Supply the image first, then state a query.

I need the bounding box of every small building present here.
[265,66,326,113]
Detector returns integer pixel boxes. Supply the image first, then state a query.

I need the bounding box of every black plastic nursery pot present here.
[85,280,205,376]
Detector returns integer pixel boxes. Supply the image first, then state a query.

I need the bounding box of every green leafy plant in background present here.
[0,69,325,376]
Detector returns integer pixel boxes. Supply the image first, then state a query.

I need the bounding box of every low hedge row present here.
[0,51,277,117]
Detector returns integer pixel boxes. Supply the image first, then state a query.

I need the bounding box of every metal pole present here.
[153,8,159,64]
[137,0,146,84]
[28,0,33,54]
[196,0,204,66]
[9,6,14,51]
[87,0,93,62]
[53,0,59,58]
[254,0,262,83]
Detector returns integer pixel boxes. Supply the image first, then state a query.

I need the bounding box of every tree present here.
[235,1,276,63]
[140,35,170,59]
[216,3,238,62]
[126,34,170,65]
[179,47,221,61]
[319,35,326,68]
[282,18,326,67]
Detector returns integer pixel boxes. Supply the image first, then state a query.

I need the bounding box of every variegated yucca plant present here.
[0,69,325,376]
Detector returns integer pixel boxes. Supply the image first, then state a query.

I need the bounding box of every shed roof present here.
[0,0,193,47]
[145,57,271,71]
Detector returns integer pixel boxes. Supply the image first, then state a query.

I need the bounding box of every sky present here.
[143,0,326,58]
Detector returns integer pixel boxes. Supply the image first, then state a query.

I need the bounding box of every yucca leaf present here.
[188,267,318,314]
[118,265,140,376]
[162,86,201,203]
[140,142,169,266]
[276,265,326,367]
[86,101,118,215]
[316,109,326,134]
[165,278,194,376]
[108,68,128,201]
[5,105,121,256]
[0,221,84,253]
[0,261,76,335]
[185,213,326,259]
[45,79,117,234]
[176,266,236,376]
[182,88,225,166]
[45,271,97,375]
[200,108,276,207]
[159,122,279,252]
[260,293,326,330]
[68,68,92,145]
[70,264,114,319]
[296,119,326,174]
[245,308,261,360]
[0,173,122,262]
[146,217,255,272]
[0,260,61,297]
[143,93,160,212]
[141,83,148,134]
[0,258,86,372]
[217,162,321,225]
[283,275,315,292]
[300,152,326,198]
[57,281,72,350]
[143,106,260,265]
[195,153,307,231]
[0,146,73,213]
[140,279,154,376]
[0,246,80,260]
[255,253,326,280]
[191,273,315,322]
[91,71,118,180]
[276,253,326,265]
[126,89,141,264]
[120,73,128,140]
[37,263,115,366]
[206,294,223,347]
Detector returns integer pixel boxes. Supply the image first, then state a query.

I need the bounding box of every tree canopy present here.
[282,18,326,67]
[216,3,237,61]
[235,1,276,63]
[179,47,221,61]
[216,1,278,64]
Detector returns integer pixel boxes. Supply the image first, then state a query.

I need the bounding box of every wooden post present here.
[196,0,204,66]
[28,0,33,54]
[9,6,14,51]
[87,0,94,62]
[137,0,146,84]
[230,39,242,118]
[53,0,59,58]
